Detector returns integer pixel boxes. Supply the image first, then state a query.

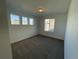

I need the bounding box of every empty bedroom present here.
[0,0,78,59]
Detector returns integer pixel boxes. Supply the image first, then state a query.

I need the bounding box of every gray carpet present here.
[11,35,64,59]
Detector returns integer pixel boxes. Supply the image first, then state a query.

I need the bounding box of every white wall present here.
[8,10,38,43]
[0,0,12,59]
[64,0,78,59]
[38,13,67,40]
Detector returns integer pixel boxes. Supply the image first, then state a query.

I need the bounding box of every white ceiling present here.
[7,0,70,14]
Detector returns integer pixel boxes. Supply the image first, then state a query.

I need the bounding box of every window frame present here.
[44,18,55,32]
[10,14,20,25]
[22,16,28,25]
[10,14,34,26]
[29,18,34,25]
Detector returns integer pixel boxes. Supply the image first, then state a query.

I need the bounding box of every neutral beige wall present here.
[0,0,12,59]
[64,0,78,59]
[38,13,67,40]
[9,24,38,43]
[8,10,38,43]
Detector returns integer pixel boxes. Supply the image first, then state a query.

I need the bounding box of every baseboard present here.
[11,34,39,44]
[12,34,63,44]
[38,34,63,40]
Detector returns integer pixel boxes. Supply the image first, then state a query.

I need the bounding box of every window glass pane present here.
[22,17,28,25]
[44,18,55,32]
[45,19,49,23]
[45,23,49,31]
[10,14,20,25]
[29,18,34,25]
[44,19,50,31]
[49,19,55,32]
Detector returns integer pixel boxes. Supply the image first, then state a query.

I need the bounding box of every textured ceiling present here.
[7,0,70,14]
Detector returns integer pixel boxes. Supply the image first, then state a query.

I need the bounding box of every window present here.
[10,14,20,25]
[10,14,34,26]
[29,18,34,25]
[22,17,28,25]
[44,18,55,32]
